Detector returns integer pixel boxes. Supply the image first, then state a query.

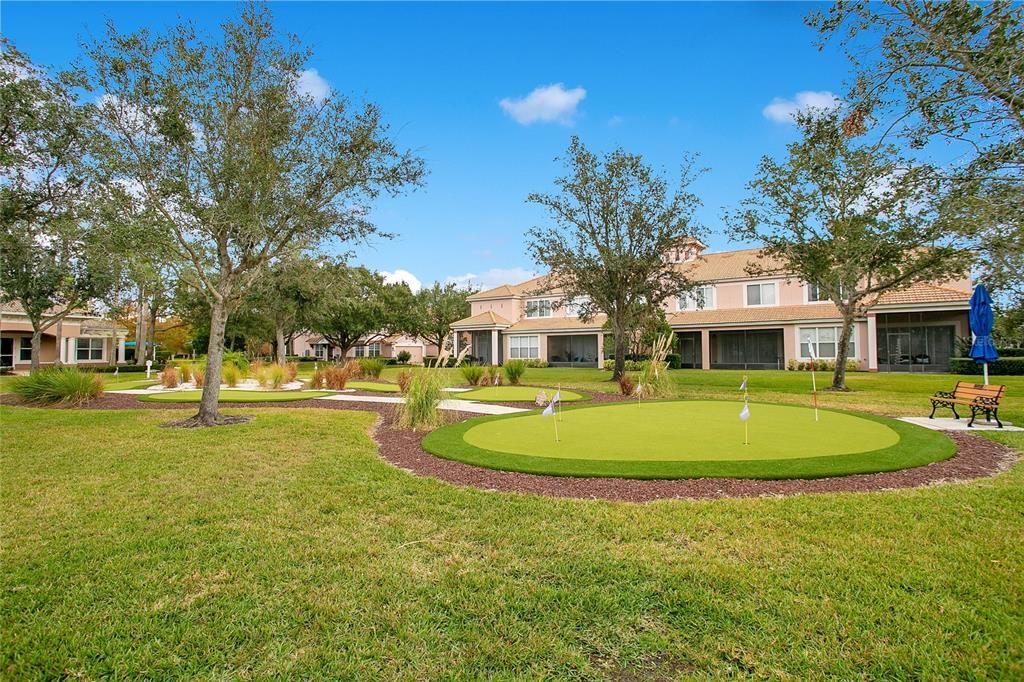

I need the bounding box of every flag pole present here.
[558,383,563,421]
[810,344,819,422]
[553,409,559,442]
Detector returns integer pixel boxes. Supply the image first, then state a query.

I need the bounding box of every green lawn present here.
[426,401,953,479]
[382,366,1024,423]
[455,385,588,402]
[137,389,331,403]
[1,405,1021,678]
[347,380,401,393]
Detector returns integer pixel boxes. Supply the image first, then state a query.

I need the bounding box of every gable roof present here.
[875,282,971,306]
[451,310,514,328]
[466,275,561,301]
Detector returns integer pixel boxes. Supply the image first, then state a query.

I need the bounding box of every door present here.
[0,338,13,369]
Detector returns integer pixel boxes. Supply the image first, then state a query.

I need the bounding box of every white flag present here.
[808,344,817,361]
[542,401,555,417]
[739,403,750,422]
[634,383,643,396]
[551,390,561,405]
[739,377,747,391]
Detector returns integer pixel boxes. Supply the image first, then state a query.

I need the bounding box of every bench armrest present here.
[933,390,956,399]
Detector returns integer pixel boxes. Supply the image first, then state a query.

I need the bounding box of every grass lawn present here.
[137,389,331,403]
[346,380,401,393]
[1,405,1021,678]
[425,401,953,479]
[455,385,588,402]
[382,366,1024,423]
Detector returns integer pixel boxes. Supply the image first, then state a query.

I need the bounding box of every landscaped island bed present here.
[454,386,588,402]
[424,401,955,479]
[137,390,332,403]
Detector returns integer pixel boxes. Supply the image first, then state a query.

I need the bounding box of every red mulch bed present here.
[2,392,1017,502]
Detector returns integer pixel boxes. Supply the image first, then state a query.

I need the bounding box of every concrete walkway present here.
[898,416,1021,432]
[314,393,526,415]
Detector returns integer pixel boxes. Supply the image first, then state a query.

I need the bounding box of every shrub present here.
[396,350,412,364]
[254,364,270,387]
[192,364,206,388]
[12,368,104,406]
[160,366,181,388]
[503,359,527,385]
[460,364,484,385]
[523,359,549,368]
[285,361,299,383]
[481,365,502,386]
[399,370,444,430]
[997,348,1024,357]
[617,374,635,396]
[359,358,386,379]
[269,363,286,389]
[222,363,241,387]
[222,350,250,376]
[637,359,675,399]
[665,353,681,370]
[396,369,413,394]
[948,357,1024,376]
[603,359,645,372]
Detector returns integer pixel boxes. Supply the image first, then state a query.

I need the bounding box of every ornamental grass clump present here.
[460,364,484,386]
[223,350,250,376]
[618,373,635,396]
[396,369,413,394]
[284,361,299,383]
[503,359,527,385]
[359,358,386,379]
[222,363,241,388]
[254,363,270,388]
[481,366,502,386]
[269,363,286,389]
[343,360,363,379]
[399,369,444,430]
[324,364,352,390]
[12,368,104,406]
[160,366,181,389]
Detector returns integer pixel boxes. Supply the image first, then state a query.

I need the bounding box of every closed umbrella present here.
[969,284,999,385]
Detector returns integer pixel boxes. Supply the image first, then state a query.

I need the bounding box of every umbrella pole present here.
[983,362,989,386]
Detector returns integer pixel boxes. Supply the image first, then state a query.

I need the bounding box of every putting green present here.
[137,390,331,403]
[422,400,955,480]
[347,381,401,393]
[455,386,587,402]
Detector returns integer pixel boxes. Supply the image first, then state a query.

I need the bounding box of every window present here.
[525,299,553,318]
[355,345,364,357]
[18,337,32,361]
[806,283,825,302]
[76,337,104,361]
[564,297,589,317]
[799,326,856,359]
[509,335,540,359]
[746,282,777,306]
[315,345,327,360]
[367,343,381,358]
[678,285,714,311]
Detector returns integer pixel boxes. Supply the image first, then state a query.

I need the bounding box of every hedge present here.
[997,348,1024,357]
[949,357,1024,376]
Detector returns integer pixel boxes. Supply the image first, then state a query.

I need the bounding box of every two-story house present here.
[450,242,973,372]
[0,302,129,370]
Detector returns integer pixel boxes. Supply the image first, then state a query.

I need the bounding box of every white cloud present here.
[500,83,586,125]
[445,267,539,291]
[762,90,843,124]
[296,68,330,102]
[380,269,422,293]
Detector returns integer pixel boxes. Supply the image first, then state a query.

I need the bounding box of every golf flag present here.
[739,402,750,421]
[493,373,500,386]
[113,367,119,377]
[739,377,747,392]
[542,401,555,417]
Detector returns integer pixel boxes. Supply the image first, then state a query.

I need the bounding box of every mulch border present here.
[1,392,1017,502]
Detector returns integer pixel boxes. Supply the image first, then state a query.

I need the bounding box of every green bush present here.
[222,351,250,375]
[503,359,527,385]
[460,364,484,385]
[523,359,549,368]
[949,357,1024,376]
[359,358,386,379]
[396,350,412,364]
[12,368,104,406]
[603,359,645,372]
[997,348,1024,357]
[637,360,675,399]
[269,363,286,389]
[665,353,681,370]
[222,363,241,387]
[399,370,444,430]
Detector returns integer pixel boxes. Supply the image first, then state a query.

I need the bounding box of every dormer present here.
[664,237,707,264]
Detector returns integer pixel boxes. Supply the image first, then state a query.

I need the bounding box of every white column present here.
[67,338,77,365]
[453,331,458,355]
[867,314,878,372]
[490,329,499,365]
[118,338,126,364]
[57,336,65,363]
[596,333,604,366]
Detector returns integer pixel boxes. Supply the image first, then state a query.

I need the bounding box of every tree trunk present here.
[275,324,287,365]
[831,313,856,391]
[612,317,627,380]
[109,315,118,366]
[135,288,146,366]
[148,302,158,362]
[30,327,42,372]
[195,296,228,425]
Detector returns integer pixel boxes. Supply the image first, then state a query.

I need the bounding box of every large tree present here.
[727,111,973,390]
[526,137,704,380]
[85,3,424,425]
[307,264,415,359]
[0,41,114,369]
[408,282,474,352]
[810,0,1024,299]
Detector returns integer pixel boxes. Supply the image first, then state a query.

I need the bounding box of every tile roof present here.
[667,304,844,327]
[875,282,971,305]
[505,315,607,332]
[466,275,561,301]
[675,248,789,282]
[0,301,95,317]
[451,310,514,328]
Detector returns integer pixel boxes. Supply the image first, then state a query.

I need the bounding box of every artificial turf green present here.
[423,400,955,479]
[137,389,331,403]
[346,380,401,392]
[455,386,588,402]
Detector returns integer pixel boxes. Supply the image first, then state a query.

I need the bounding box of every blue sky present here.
[3,1,852,291]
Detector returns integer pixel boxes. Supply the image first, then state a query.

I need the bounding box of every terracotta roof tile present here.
[451,310,514,327]
[505,315,607,332]
[668,304,844,327]
[875,282,971,305]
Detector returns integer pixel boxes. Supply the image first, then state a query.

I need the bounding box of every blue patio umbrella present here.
[969,284,999,385]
